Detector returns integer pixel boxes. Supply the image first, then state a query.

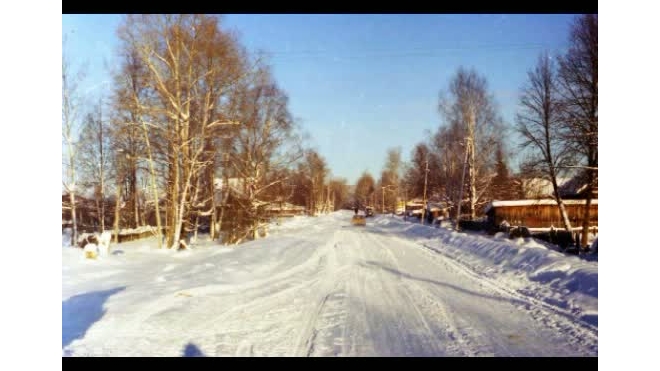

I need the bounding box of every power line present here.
[267,43,567,58]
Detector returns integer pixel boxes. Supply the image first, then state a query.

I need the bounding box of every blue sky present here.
[62,14,576,184]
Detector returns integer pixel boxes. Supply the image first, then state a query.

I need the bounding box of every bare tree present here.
[402,143,440,202]
[354,171,376,209]
[117,14,247,248]
[111,42,160,245]
[78,99,113,232]
[516,52,573,232]
[438,67,503,220]
[557,14,598,249]
[379,147,402,212]
[298,149,328,215]
[328,178,349,211]
[62,41,86,246]
[223,62,303,242]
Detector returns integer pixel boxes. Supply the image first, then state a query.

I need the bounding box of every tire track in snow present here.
[332,229,443,356]
[293,230,350,357]
[105,234,335,353]
[369,232,485,356]
[413,240,598,351]
[369,226,598,354]
[364,226,598,356]
[206,230,348,356]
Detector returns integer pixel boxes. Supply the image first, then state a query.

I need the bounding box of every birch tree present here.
[62,44,86,246]
[379,147,402,212]
[223,64,302,241]
[112,43,159,244]
[78,99,113,232]
[117,14,246,248]
[438,67,502,219]
[516,52,573,231]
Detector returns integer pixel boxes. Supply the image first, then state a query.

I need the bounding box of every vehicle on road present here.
[351,215,366,226]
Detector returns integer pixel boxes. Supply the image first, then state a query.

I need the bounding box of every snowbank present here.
[372,215,598,326]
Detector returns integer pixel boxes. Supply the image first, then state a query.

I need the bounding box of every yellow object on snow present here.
[351,215,366,226]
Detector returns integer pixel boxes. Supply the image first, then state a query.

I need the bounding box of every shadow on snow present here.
[62,286,126,349]
[182,342,206,357]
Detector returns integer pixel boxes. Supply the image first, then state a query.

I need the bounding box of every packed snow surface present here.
[62,211,597,356]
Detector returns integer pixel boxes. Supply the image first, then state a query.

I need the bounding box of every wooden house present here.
[484,199,598,231]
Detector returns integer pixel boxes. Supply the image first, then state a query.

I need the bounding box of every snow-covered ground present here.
[62,211,597,356]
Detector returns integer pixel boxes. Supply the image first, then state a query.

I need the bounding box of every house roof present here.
[484,199,598,213]
[520,177,571,198]
[559,170,598,197]
[265,202,305,211]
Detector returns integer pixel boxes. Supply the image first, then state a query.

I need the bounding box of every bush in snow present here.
[508,226,531,239]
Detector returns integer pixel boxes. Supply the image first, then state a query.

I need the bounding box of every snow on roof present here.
[265,202,305,211]
[491,199,598,207]
[485,199,598,213]
[118,226,161,235]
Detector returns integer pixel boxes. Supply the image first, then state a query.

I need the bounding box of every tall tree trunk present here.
[210,180,217,240]
[113,172,122,244]
[99,102,105,232]
[95,196,101,233]
[218,186,230,244]
[467,139,476,220]
[581,166,595,250]
[141,119,163,248]
[131,168,138,229]
[69,190,78,247]
[172,151,196,249]
[68,141,78,246]
[550,171,572,232]
[545,109,572,232]
[167,149,179,248]
[193,213,199,245]
[100,184,105,232]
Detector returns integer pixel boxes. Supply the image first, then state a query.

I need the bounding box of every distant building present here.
[520,177,571,199]
[519,170,597,200]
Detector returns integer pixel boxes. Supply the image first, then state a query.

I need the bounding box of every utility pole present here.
[421,159,429,225]
[455,138,469,231]
[467,107,476,221]
[404,186,408,220]
[393,185,397,217]
[382,186,385,214]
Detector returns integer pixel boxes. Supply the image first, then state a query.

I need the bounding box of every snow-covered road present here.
[62,211,597,356]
